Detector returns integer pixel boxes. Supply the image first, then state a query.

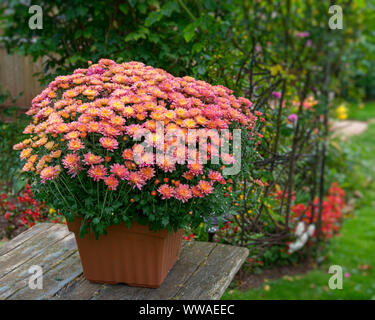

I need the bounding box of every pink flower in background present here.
[345,272,351,278]
[306,40,313,47]
[295,31,310,38]
[272,91,282,99]
[288,114,298,123]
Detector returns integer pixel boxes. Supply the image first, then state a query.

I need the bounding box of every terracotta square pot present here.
[67,219,183,288]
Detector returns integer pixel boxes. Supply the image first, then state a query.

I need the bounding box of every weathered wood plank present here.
[8,251,82,300]
[0,233,78,299]
[172,244,249,300]
[0,224,69,279]
[0,223,54,256]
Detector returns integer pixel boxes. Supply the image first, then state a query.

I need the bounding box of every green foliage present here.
[0,118,28,194]
[0,0,235,85]
[223,120,375,300]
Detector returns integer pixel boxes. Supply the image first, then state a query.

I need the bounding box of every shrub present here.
[0,184,63,239]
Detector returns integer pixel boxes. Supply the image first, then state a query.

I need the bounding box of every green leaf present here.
[145,11,161,27]
[183,23,196,42]
[119,4,128,15]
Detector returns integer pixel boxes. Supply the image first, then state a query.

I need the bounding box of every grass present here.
[346,101,375,121]
[223,103,375,300]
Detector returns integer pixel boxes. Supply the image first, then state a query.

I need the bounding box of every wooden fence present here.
[0,47,44,109]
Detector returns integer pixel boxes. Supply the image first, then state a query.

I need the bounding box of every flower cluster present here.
[1,185,63,238]
[14,59,260,204]
[291,182,346,239]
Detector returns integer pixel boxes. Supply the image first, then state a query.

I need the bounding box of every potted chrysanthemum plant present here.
[14,59,261,288]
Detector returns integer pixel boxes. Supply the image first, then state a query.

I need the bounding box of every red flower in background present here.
[1,185,65,238]
[291,182,346,239]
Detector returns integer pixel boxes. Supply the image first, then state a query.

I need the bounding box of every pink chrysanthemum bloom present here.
[62,153,80,168]
[140,167,155,181]
[13,142,27,150]
[110,163,129,180]
[221,153,235,165]
[158,184,175,199]
[127,171,146,190]
[67,139,84,151]
[99,137,118,151]
[22,162,34,172]
[65,131,80,140]
[87,121,100,133]
[104,175,119,191]
[83,152,104,166]
[100,124,121,137]
[20,148,33,160]
[122,149,133,161]
[208,170,223,182]
[188,163,204,176]
[197,180,214,195]
[88,165,107,181]
[182,171,194,180]
[40,165,60,183]
[158,158,176,173]
[174,184,192,203]
[98,107,115,119]
[191,185,204,198]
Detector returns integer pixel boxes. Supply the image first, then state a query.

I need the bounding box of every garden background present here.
[1,0,375,299]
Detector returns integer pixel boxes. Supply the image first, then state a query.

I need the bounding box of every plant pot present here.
[67,218,183,288]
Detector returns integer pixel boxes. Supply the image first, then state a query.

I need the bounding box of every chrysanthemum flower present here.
[62,153,80,169]
[174,184,192,203]
[104,175,119,191]
[83,152,104,166]
[197,180,214,195]
[13,142,27,150]
[20,148,33,160]
[127,171,146,190]
[140,167,155,181]
[122,149,133,161]
[64,131,80,140]
[158,184,174,199]
[110,163,129,180]
[68,139,84,151]
[182,171,194,180]
[191,186,204,198]
[208,170,223,182]
[22,162,34,172]
[188,163,204,176]
[88,165,107,181]
[99,137,118,151]
[40,165,60,183]
[87,121,100,133]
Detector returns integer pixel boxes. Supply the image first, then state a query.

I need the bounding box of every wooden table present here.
[0,223,248,300]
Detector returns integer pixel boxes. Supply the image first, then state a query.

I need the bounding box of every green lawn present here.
[223,104,375,300]
[347,101,375,121]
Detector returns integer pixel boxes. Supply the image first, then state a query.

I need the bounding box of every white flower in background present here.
[307,224,316,237]
[299,232,308,246]
[295,222,305,237]
[288,223,316,254]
